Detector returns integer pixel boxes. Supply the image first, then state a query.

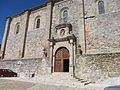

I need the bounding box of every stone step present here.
[34,73,92,86]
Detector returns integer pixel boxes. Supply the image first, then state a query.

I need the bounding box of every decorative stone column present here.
[69,39,74,76]
[48,37,55,73]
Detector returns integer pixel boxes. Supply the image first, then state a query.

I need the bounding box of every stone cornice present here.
[48,35,76,43]
[49,0,64,3]
[10,9,30,18]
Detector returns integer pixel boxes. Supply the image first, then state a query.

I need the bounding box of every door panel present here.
[54,47,69,72]
[54,59,62,72]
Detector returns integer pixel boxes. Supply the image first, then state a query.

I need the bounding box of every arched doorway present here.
[54,47,70,72]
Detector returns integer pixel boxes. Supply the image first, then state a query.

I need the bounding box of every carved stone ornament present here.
[60,29,65,36]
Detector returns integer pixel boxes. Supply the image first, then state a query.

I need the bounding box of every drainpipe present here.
[74,39,78,78]
[82,0,87,53]
[50,37,54,73]
[73,41,75,78]
[49,1,54,39]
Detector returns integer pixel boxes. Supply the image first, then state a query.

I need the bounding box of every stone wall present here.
[84,0,120,17]
[3,0,120,59]
[51,0,86,53]
[4,11,29,59]
[85,12,120,54]
[75,53,120,82]
[3,3,52,59]
[0,58,49,77]
[24,4,51,59]
[85,0,120,54]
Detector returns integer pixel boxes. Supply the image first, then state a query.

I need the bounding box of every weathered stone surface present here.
[24,7,50,59]
[2,0,120,58]
[51,0,85,52]
[75,53,120,82]
[0,58,50,77]
[84,0,120,54]
[86,12,120,54]
[4,12,29,59]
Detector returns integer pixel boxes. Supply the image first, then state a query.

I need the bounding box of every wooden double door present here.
[54,47,69,72]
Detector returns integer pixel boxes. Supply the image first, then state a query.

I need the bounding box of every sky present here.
[0,0,48,44]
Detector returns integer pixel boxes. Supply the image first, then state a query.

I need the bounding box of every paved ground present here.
[0,75,119,90]
[0,78,91,90]
[0,79,36,90]
[27,83,90,90]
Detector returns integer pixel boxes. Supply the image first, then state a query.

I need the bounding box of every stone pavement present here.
[0,73,108,90]
[26,83,90,90]
[0,78,93,90]
[0,79,36,90]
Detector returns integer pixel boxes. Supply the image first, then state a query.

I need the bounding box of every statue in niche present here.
[60,29,65,36]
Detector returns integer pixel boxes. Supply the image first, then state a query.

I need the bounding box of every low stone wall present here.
[75,53,120,82]
[0,58,50,78]
[1,53,120,82]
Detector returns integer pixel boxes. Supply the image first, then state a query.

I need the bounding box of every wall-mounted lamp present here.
[50,42,53,46]
[43,48,47,57]
[77,45,83,55]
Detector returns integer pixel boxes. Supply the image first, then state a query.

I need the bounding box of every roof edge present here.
[7,0,63,18]
[9,1,49,18]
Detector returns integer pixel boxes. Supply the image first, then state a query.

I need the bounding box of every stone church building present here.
[0,0,120,82]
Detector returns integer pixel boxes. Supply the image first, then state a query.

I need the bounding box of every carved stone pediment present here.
[48,23,76,45]
[55,23,72,39]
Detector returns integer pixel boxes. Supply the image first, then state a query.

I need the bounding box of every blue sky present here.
[0,0,48,44]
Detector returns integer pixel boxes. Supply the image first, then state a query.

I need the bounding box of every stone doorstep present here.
[31,73,93,86]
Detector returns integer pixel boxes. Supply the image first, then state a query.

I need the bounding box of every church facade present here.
[0,0,120,82]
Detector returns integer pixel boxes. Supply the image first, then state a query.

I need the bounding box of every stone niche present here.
[54,23,72,39]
